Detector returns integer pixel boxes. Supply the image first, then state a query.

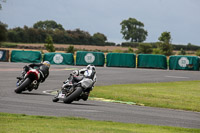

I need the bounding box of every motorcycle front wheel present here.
[15,78,31,94]
[63,87,82,104]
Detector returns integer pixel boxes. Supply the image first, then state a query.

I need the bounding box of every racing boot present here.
[16,77,22,80]
[82,92,90,101]
[52,90,59,102]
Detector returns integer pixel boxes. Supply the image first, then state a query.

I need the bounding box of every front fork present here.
[16,70,27,87]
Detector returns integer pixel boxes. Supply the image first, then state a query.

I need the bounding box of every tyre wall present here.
[169,55,200,71]
[76,51,105,66]
[43,52,74,65]
[137,54,167,69]
[106,53,136,68]
[11,50,42,63]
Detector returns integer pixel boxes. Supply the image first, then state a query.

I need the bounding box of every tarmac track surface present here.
[0,62,200,129]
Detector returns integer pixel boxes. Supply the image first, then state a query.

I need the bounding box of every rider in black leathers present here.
[17,61,50,90]
[23,61,50,83]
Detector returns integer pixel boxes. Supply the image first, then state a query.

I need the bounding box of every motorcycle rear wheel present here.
[63,87,82,104]
[15,78,31,94]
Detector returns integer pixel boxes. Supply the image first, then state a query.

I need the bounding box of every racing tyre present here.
[15,78,31,94]
[63,87,82,104]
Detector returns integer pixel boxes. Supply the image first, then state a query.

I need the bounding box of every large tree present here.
[33,20,64,31]
[120,18,148,42]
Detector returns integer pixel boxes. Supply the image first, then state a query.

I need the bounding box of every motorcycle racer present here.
[23,61,50,82]
[17,61,50,90]
[53,64,96,103]
[65,64,96,84]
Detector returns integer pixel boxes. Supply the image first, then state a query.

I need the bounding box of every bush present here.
[172,43,200,51]
[137,43,153,54]
[65,45,75,54]
[196,50,200,56]
[0,42,17,48]
[44,35,55,52]
[112,49,123,53]
[152,48,161,55]
[178,48,186,55]
[157,42,173,56]
[121,42,139,48]
[105,42,116,46]
[123,47,134,53]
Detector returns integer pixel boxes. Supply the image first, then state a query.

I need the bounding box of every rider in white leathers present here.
[61,64,96,101]
[67,64,96,85]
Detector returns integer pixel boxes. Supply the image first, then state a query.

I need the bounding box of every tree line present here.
[0,18,200,56]
[121,42,200,51]
[4,20,114,46]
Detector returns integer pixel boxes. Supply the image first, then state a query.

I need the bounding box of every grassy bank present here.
[91,81,200,112]
[0,113,199,133]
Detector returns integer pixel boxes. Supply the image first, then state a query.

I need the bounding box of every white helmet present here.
[72,70,79,76]
[86,64,95,71]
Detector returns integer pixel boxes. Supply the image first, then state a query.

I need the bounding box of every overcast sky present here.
[0,0,200,45]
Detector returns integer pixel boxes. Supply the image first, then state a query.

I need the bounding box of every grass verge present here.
[0,42,18,48]
[0,112,199,133]
[91,81,200,112]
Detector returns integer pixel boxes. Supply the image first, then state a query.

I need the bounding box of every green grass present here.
[91,81,200,112]
[0,112,199,133]
[0,42,18,48]
[1,81,200,132]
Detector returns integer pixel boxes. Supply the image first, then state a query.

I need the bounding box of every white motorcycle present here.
[53,71,96,104]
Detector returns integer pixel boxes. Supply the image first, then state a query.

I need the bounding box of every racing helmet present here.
[43,61,51,68]
[86,64,95,71]
[72,70,79,76]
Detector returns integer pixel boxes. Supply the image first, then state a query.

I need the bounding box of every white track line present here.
[165,76,189,79]
[43,90,57,95]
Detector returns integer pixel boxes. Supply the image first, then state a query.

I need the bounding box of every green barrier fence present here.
[43,52,74,65]
[11,50,42,63]
[106,53,136,68]
[0,49,9,62]
[169,55,200,71]
[137,54,167,69]
[76,51,105,66]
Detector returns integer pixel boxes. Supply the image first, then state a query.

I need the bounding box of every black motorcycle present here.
[15,68,40,93]
[52,72,96,104]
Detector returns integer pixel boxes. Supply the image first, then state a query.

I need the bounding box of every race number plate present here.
[58,93,65,99]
